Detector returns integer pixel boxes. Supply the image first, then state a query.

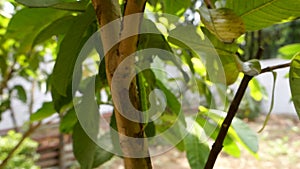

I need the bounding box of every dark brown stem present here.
[257,30,262,51]
[9,105,18,132]
[255,47,264,60]
[260,62,291,74]
[204,61,291,168]
[204,0,215,9]
[204,75,253,169]
[0,122,41,169]
[0,62,15,95]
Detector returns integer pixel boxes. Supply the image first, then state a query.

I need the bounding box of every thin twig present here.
[29,82,35,116]
[9,105,18,132]
[204,0,215,9]
[260,62,291,74]
[255,47,264,60]
[0,122,41,169]
[0,59,17,95]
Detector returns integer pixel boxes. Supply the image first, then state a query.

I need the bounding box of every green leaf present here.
[278,43,300,60]
[0,56,7,76]
[139,33,171,52]
[148,0,158,6]
[201,27,240,85]
[222,137,241,158]
[226,0,300,31]
[289,52,300,119]
[139,19,189,81]
[136,69,156,137]
[258,71,277,132]
[76,73,99,139]
[92,142,114,168]
[59,108,78,133]
[156,115,186,151]
[73,122,95,169]
[249,78,264,101]
[52,5,95,96]
[220,55,240,85]
[34,15,76,45]
[73,122,107,169]
[109,111,122,154]
[202,109,258,154]
[199,7,246,43]
[184,122,210,169]
[161,0,191,16]
[139,19,170,51]
[73,75,106,168]
[196,78,217,109]
[13,85,27,103]
[0,100,10,120]
[6,8,68,53]
[155,80,184,122]
[196,116,241,157]
[50,75,73,112]
[16,0,88,11]
[181,50,195,74]
[168,25,206,53]
[231,118,258,153]
[16,0,75,7]
[168,25,231,84]
[153,79,186,151]
[144,121,156,137]
[30,102,56,122]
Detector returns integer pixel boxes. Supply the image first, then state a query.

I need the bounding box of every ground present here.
[99,114,300,169]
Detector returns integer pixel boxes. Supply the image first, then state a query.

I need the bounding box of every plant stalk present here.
[204,75,253,169]
[204,61,291,168]
[91,0,152,168]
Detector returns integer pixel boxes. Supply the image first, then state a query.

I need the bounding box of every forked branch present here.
[204,61,291,169]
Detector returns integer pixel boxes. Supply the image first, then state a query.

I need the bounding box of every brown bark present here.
[91,0,152,168]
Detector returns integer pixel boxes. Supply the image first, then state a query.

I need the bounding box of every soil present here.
[99,114,300,169]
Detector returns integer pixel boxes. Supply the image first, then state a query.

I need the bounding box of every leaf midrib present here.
[240,0,279,18]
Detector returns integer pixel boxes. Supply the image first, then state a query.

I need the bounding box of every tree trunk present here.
[91,0,152,168]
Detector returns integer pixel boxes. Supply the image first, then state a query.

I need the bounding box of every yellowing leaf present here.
[200,8,246,43]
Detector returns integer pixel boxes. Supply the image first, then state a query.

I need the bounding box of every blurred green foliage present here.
[0,131,39,169]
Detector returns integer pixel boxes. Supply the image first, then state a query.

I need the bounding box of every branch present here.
[260,62,291,74]
[9,105,18,132]
[0,61,15,95]
[204,61,291,168]
[92,0,152,168]
[0,122,41,169]
[204,0,215,9]
[204,75,253,169]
